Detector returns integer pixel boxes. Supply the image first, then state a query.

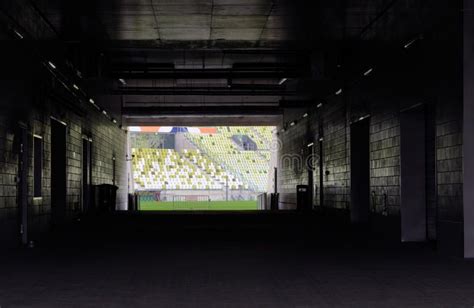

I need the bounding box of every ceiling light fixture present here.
[72,84,79,90]
[89,98,95,104]
[404,37,419,49]
[118,78,127,85]
[278,78,288,85]
[290,121,296,127]
[317,103,323,108]
[363,68,373,76]
[14,30,24,39]
[307,142,314,148]
[302,113,308,118]
[335,89,343,95]
[48,61,56,69]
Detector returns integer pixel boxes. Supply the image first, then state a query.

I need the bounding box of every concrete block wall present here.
[278,97,351,210]
[0,121,19,241]
[0,48,128,244]
[312,136,322,207]
[277,51,462,252]
[369,103,401,216]
[275,9,464,252]
[278,98,403,214]
[320,98,350,210]
[277,109,309,209]
[28,97,127,237]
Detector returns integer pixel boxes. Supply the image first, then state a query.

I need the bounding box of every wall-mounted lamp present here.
[14,30,24,39]
[357,114,371,122]
[404,36,422,49]
[278,78,288,85]
[363,68,373,76]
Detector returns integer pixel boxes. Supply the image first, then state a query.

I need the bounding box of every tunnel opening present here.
[129,125,277,211]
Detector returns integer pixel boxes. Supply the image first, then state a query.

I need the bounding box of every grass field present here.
[139,200,258,211]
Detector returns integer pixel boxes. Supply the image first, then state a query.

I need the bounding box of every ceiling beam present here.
[112,87,298,96]
[104,39,308,50]
[123,115,281,127]
[122,105,283,116]
[110,68,308,79]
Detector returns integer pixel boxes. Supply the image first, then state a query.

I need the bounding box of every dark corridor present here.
[1,212,474,307]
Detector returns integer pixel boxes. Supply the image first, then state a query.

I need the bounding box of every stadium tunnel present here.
[1,0,474,306]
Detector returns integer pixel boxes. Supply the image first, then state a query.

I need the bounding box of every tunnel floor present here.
[1,212,474,307]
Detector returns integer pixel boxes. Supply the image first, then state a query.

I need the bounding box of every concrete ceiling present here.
[104,48,311,126]
[29,0,448,45]
[32,0,302,44]
[1,0,458,126]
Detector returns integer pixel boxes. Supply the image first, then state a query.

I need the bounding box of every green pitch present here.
[139,200,258,211]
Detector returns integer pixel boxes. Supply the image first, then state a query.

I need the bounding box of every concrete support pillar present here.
[463,0,474,258]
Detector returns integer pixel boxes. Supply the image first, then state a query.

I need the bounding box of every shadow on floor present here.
[1,211,473,307]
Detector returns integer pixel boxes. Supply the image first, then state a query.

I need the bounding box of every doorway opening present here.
[82,137,92,213]
[350,118,370,224]
[17,124,28,244]
[400,105,427,242]
[50,119,67,225]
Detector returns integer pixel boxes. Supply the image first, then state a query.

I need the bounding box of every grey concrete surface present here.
[1,212,473,307]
